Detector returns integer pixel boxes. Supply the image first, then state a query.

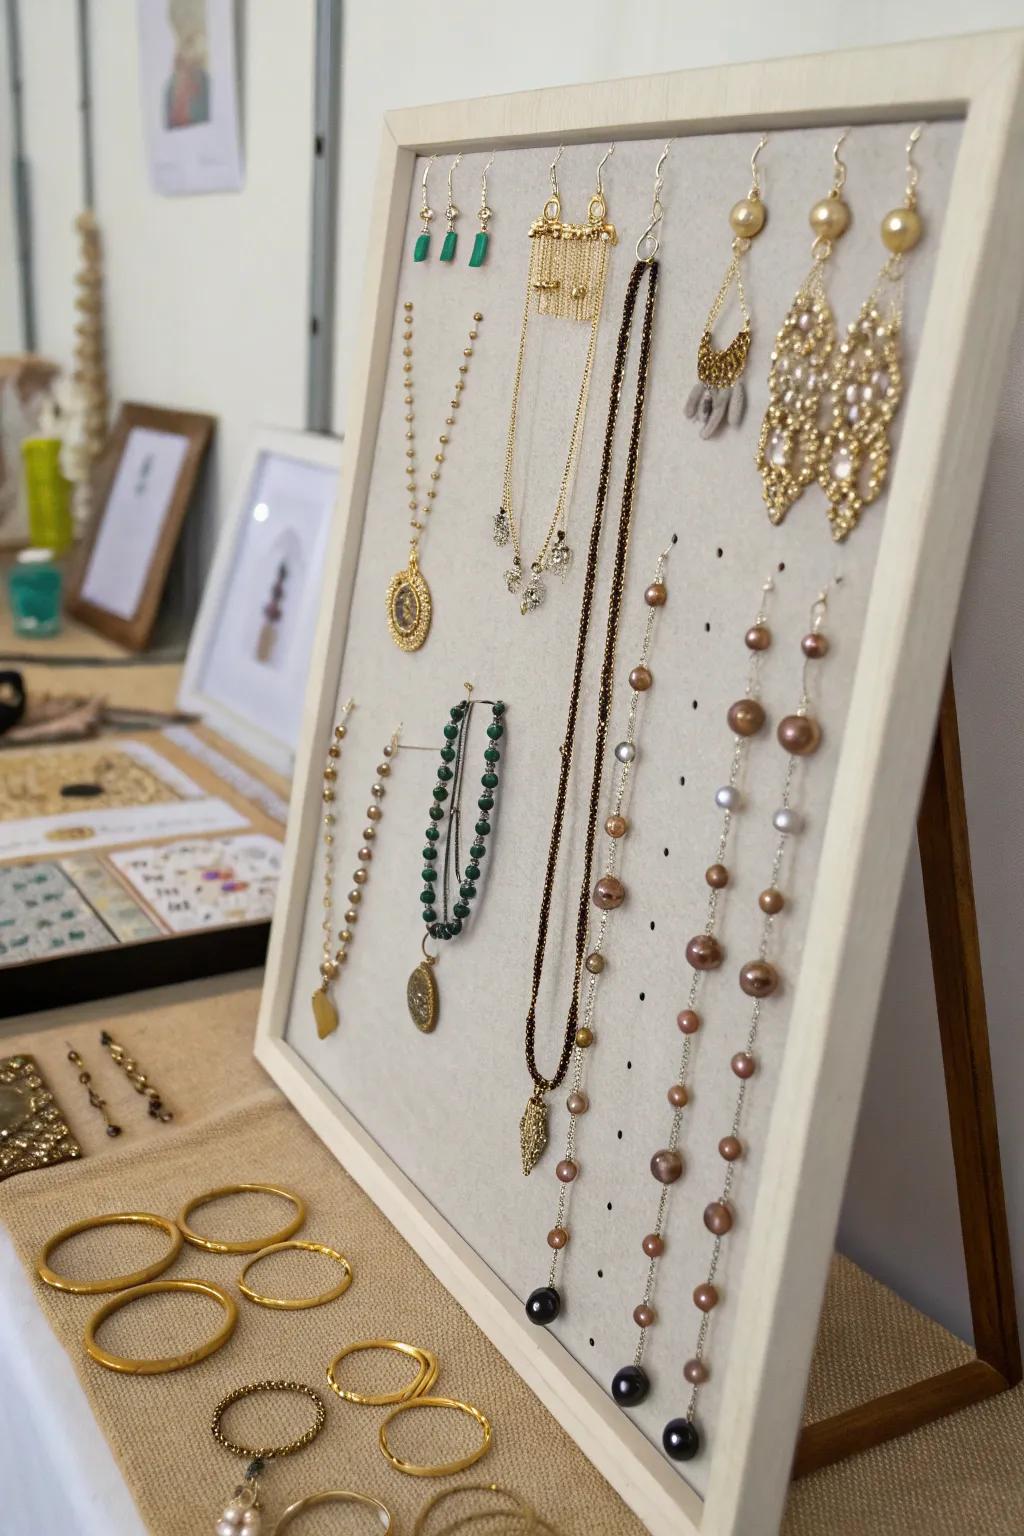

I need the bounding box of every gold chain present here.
[402,300,482,555]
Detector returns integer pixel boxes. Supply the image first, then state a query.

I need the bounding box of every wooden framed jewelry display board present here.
[256,33,1024,1536]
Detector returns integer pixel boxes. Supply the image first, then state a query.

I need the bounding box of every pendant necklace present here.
[407,686,506,1033]
[493,146,616,616]
[518,156,666,1174]
[386,300,483,652]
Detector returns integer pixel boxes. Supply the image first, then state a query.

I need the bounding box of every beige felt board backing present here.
[268,118,959,1487]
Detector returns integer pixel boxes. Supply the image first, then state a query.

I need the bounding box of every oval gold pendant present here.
[386,558,432,652]
[407,960,439,1033]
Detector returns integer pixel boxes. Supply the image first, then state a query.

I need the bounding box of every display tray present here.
[254,33,1024,1536]
[0,732,285,1016]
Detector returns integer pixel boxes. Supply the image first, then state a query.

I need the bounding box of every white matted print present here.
[136,0,243,195]
[179,429,342,775]
[78,426,189,619]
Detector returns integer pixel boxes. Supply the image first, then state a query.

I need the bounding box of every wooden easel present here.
[794,668,1022,1478]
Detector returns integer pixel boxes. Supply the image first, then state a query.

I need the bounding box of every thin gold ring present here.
[84,1278,238,1374]
[379,1395,492,1477]
[327,1338,438,1405]
[437,1515,558,1536]
[238,1240,353,1309]
[37,1211,183,1294]
[273,1489,393,1533]
[177,1182,306,1253]
[413,1484,531,1536]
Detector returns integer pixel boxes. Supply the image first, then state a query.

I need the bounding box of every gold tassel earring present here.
[818,127,925,541]
[756,132,851,524]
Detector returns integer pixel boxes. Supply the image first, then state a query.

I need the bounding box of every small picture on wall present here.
[137,0,243,194]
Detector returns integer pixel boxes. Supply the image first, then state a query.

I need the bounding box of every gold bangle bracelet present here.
[273,1489,393,1534]
[379,1395,492,1477]
[37,1211,183,1294]
[413,1484,531,1536]
[84,1278,238,1374]
[327,1338,439,1405]
[177,1182,306,1254]
[239,1240,353,1309]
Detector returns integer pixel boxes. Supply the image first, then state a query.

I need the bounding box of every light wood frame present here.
[67,402,214,650]
[178,427,344,776]
[255,33,1024,1536]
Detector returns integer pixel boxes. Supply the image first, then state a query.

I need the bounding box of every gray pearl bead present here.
[615,741,636,764]
[715,785,740,811]
[773,807,803,834]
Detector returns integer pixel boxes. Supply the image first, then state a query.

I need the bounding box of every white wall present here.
[4,1,1024,1345]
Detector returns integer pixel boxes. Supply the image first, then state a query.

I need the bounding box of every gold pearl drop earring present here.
[756,131,852,524]
[818,126,925,541]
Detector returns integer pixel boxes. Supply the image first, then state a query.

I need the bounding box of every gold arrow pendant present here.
[519,1092,549,1176]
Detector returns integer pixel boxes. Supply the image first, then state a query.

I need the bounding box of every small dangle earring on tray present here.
[756,131,852,524]
[469,153,494,267]
[439,153,462,262]
[686,135,768,439]
[818,126,925,541]
[412,155,436,262]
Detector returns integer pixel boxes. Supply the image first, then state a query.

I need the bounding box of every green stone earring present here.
[440,152,462,262]
[413,154,436,263]
[469,152,494,268]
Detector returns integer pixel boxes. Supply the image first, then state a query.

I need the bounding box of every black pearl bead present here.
[106,1124,122,1138]
[611,1364,650,1408]
[662,1417,700,1461]
[525,1286,561,1326]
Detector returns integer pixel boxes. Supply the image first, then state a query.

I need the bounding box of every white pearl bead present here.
[240,1513,262,1532]
[614,741,636,764]
[860,384,874,404]
[769,434,788,468]
[715,785,741,811]
[782,387,796,407]
[805,371,818,391]
[773,807,802,834]
[871,369,890,396]
[796,312,812,333]
[791,363,805,384]
[847,404,860,424]
[844,382,859,404]
[832,448,854,482]
[216,1519,239,1536]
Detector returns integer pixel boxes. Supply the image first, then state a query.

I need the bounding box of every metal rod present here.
[76,0,94,209]
[6,0,36,349]
[306,0,342,433]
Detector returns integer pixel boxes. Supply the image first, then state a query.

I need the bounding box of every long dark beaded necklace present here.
[518,254,660,1182]
[406,690,506,1033]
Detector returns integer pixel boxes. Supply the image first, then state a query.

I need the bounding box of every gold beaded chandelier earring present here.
[494,144,617,615]
[685,136,768,438]
[756,131,852,523]
[413,156,436,262]
[818,127,925,541]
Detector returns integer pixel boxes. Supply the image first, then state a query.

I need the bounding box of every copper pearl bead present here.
[703,1200,734,1236]
[686,934,723,971]
[555,1159,578,1183]
[744,623,771,652]
[739,959,779,998]
[777,713,822,756]
[604,815,628,840]
[706,863,729,889]
[684,1358,709,1386]
[366,803,383,821]
[650,1148,684,1185]
[566,1091,589,1115]
[719,1136,743,1162]
[644,582,668,607]
[693,1283,719,1312]
[547,1227,569,1250]
[677,1009,701,1035]
[801,630,829,659]
[629,665,653,692]
[642,1233,665,1259]
[584,952,605,975]
[759,887,785,915]
[727,698,766,737]
[633,1303,656,1328]
[667,1083,688,1108]
[731,1051,755,1079]
[593,875,626,911]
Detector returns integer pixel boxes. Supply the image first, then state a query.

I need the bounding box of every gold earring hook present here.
[905,124,924,206]
[595,143,615,197]
[635,140,671,262]
[832,129,849,193]
[549,145,564,199]
[750,134,768,195]
[421,155,435,195]
[480,152,495,199]
[446,153,462,201]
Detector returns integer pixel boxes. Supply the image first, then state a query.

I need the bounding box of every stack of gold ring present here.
[413,1484,557,1535]
[379,1396,492,1478]
[239,1240,353,1309]
[327,1338,438,1404]
[273,1490,393,1533]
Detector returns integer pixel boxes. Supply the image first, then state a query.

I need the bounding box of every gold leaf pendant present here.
[386,547,432,652]
[312,989,339,1040]
[519,1092,549,1176]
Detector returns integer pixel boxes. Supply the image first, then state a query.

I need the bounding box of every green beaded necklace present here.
[406,691,506,1033]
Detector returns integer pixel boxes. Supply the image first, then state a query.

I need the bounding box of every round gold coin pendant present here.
[407,960,439,1033]
[386,552,432,653]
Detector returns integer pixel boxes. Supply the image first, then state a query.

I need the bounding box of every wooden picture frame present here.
[255,32,1024,1536]
[178,427,343,776]
[67,402,214,650]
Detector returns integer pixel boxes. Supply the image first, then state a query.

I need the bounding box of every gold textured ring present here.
[37,1211,184,1294]
[178,1182,306,1253]
[212,1379,326,1459]
[238,1240,353,1309]
[84,1278,238,1374]
[327,1338,438,1405]
[379,1396,492,1477]
[273,1489,393,1533]
[412,1484,531,1536]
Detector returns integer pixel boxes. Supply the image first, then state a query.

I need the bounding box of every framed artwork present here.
[136,0,244,195]
[178,428,343,775]
[67,402,214,650]
[253,33,1024,1536]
